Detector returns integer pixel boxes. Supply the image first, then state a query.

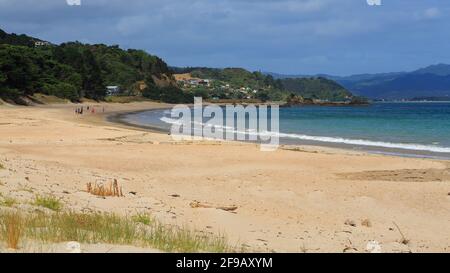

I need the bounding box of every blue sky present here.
[0,0,448,75]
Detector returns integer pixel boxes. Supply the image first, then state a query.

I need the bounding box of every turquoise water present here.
[121,102,450,158]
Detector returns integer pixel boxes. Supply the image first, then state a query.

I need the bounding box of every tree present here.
[192,86,210,99]
[81,49,106,100]
[0,45,39,95]
[256,90,270,102]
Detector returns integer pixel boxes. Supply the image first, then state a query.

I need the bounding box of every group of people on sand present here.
[75,106,84,115]
[75,105,105,115]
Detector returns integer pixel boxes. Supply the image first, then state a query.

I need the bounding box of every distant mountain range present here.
[267,64,450,100]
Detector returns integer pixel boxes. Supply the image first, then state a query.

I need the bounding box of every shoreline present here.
[1,102,450,253]
[106,108,171,134]
[110,106,450,161]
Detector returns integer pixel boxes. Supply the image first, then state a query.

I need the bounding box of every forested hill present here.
[0,28,180,104]
[173,67,357,102]
[281,77,352,101]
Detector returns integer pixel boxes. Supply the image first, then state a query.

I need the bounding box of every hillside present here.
[280,77,352,101]
[174,67,356,102]
[0,28,182,104]
[0,28,50,47]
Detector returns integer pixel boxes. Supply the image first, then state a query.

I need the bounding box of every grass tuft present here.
[132,213,153,225]
[0,212,22,249]
[0,196,17,207]
[33,195,62,211]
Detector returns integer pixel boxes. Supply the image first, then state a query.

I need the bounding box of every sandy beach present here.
[0,102,449,253]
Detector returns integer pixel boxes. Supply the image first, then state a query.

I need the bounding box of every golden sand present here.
[0,102,449,252]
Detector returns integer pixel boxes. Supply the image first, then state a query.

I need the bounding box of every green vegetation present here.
[174,67,357,102]
[142,82,193,104]
[33,195,62,211]
[0,211,231,252]
[132,213,154,225]
[281,77,352,101]
[30,93,70,104]
[191,68,283,90]
[0,196,16,207]
[175,67,286,102]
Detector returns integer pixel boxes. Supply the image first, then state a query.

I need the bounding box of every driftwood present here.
[393,221,410,245]
[189,200,238,212]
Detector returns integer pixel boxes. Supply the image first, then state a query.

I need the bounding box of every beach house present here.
[106,86,121,96]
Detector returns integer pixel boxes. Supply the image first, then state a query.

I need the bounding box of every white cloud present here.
[423,7,441,20]
[280,0,330,13]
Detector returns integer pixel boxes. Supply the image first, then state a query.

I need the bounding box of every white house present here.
[106,86,121,96]
[34,41,50,47]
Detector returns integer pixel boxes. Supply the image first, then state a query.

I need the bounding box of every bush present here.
[0,87,23,100]
[42,82,79,101]
[160,86,193,103]
[192,87,210,99]
[143,84,193,104]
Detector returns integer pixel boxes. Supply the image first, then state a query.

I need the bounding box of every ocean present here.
[119,102,450,159]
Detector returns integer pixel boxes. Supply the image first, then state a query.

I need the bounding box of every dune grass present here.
[33,195,62,211]
[0,211,231,252]
[0,212,22,249]
[30,93,69,104]
[132,213,154,225]
[0,163,4,170]
[0,196,17,207]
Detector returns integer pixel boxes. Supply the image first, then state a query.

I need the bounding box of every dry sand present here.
[0,102,449,253]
